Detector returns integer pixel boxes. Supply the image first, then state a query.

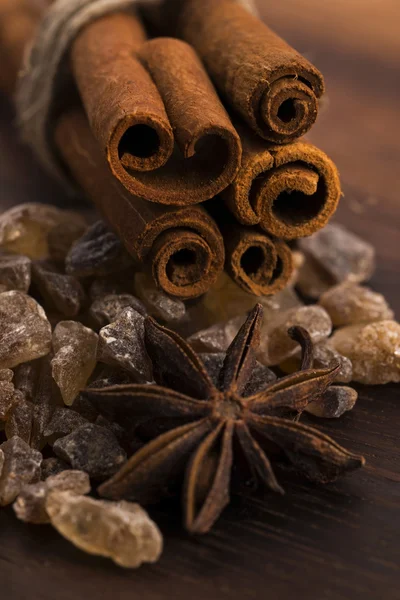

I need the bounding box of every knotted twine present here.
[16,0,258,188]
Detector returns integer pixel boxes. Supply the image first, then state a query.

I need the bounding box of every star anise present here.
[85,304,365,534]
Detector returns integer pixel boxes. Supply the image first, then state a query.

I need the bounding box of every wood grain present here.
[0,1,399,598]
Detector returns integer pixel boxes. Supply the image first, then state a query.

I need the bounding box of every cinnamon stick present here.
[224,230,293,297]
[223,127,341,240]
[0,1,225,300]
[175,0,325,144]
[207,203,293,296]
[69,11,242,205]
[55,109,225,299]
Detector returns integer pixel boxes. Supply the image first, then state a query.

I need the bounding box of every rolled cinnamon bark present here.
[206,203,293,296]
[223,127,341,240]
[55,108,225,299]
[0,1,225,300]
[224,228,293,296]
[70,11,242,205]
[177,0,325,143]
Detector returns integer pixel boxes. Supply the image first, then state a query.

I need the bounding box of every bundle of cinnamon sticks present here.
[0,0,341,300]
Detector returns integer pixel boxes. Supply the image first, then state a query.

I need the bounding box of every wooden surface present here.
[1,1,399,599]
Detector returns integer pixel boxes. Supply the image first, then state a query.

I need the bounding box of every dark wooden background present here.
[0,1,399,599]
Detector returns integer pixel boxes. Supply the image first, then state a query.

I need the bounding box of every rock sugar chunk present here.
[45,492,163,568]
[259,306,332,366]
[0,436,42,506]
[47,219,87,262]
[90,364,136,386]
[73,368,134,425]
[14,470,90,524]
[40,457,70,480]
[53,423,126,479]
[95,415,127,443]
[12,358,63,449]
[13,361,37,402]
[97,308,152,382]
[183,281,302,341]
[306,386,358,418]
[70,394,99,423]
[296,254,337,299]
[32,261,86,318]
[5,396,34,445]
[0,369,15,420]
[199,353,226,386]
[66,221,133,278]
[0,252,31,292]
[51,321,98,406]
[44,407,88,444]
[242,361,278,396]
[135,272,186,323]
[0,291,52,368]
[331,320,400,384]
[297,224,376,298]
[11,356,63,451]
[311,342,353,384]
[0,203,86,260]
[90,294,147,329]
[199,271,302,324]
[188,316,244,353]
[89,269,136,301]
[319,282,394,327]
[199,352,276,394]
[288,251,305,287]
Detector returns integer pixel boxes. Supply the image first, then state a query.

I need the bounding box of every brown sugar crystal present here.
[66,221,134,279]
[331,321,400,385]
[46,492,163,568]
[134,272,186,324]
[0,252,31,292]
[0,203,86,260]
[51,321,98,406]
[0,368,15,420]
[13,469,91,524]
[31,260,86,318]
[53,423,126,480]
[298,224,376,290]
[0,436,42,506]
[97,308,153,383]
[0,291,51,369]
[306,386,358,419]
[89,293,147,329]
[319,282,394,327]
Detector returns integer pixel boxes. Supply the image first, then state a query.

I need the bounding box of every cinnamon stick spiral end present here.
[72,15,241,206]
[225,227,293,297]
[150,228,223,300]
[256,143,341,239]
[136,37,242,205]
[259,75,321,144]
[227,132,341,241]
[179,0,325,144]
